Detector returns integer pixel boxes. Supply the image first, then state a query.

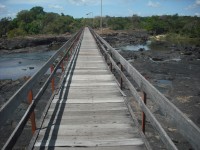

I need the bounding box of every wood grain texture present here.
[32,27,147,150]
[92,27,200,150]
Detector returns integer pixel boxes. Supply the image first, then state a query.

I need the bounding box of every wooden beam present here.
[92,30,200,150]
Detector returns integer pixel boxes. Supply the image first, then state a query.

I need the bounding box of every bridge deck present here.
[33,28,147,150]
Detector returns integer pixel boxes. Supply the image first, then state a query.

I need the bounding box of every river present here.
[0,39,198,80]
[0,50,55,80]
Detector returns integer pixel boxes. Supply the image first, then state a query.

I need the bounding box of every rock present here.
[168,128,177,132]
[172,139,179,143]
[183,52,192,55]
[0,34,70,50]
[138,48,145,51]
[152,57,164,61]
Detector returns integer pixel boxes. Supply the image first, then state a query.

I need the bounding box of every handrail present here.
[0,29,82,127]
[1,28,84,149]
[28,31,84,150]
[90,28,200,150]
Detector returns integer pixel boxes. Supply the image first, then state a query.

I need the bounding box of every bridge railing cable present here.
[1,28,84,150]
[89,27,200,150]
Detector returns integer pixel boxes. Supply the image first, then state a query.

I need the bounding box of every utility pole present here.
[100,0,102,34]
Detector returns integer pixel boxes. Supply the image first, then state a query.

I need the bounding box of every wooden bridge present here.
[0,27,200,150]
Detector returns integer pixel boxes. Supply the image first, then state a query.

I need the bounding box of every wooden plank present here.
[31,27,147,150]
[34,138,144,147]
[42,116,133,126]
[49,102,126,109]
[94,29,200,150]
[45,109,130,117]
[62,85,119,90]
[52,98,124,104]
[44,114,131,120]
[39,124,134,130]
[65,82,118,87]
[36,135,141,143]
[48,106,128,111]
[55,92,123,98]
[55,88,120,97]
[37,126,137,137]
[45,113,133,124]
[33,145,146,150]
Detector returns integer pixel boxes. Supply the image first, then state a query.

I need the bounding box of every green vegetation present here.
[0,6,83,38]
[0,6,200,39]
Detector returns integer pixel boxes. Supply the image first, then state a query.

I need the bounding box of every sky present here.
[0,0,200,19]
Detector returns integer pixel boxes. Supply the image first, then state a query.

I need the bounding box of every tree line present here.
[0,6,200,38]
[0,6,83,38]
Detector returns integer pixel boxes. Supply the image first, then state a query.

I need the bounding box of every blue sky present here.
[0,0,200,19]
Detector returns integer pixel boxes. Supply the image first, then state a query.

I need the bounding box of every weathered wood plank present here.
[37,126,137,137]
[34,138,144,147]
[52,97,125,103]
[36,135,141,143]
[33,145,145,150]
[45,110,130,117]
[54,93,124,100]
[42,116,133,126]
[49,102,126,109]
[93,28,200,150]
[31,27,147,150]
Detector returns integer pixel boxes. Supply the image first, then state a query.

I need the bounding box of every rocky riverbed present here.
[0,30,200,149]
[0,34,69,149]
[103,31,200,149]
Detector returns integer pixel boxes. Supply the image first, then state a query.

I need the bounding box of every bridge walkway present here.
[32,28,148,150]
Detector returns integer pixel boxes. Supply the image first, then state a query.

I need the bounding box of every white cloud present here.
[148,1,160,8]
[195,12,200,16]
[186,0,200,10]
[0,3,7,14]
[6,0,99,6]
[0,4,17,18]
[0,4,6,9]
[48,4,64,10]
[7,0,65,5]
[196,0,200,5]
[68,0,99,6]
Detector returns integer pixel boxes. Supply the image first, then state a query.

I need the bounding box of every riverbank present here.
[0,34,71,53]
[0,30,199,149]
[95,28,200,149]
[124,50,200,150]
[102,30,200,149]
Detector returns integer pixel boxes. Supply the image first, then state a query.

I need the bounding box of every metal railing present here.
[90,28,200,150]
[0,28,84,149]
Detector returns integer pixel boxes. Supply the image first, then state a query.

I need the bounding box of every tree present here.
[0,17,12,37]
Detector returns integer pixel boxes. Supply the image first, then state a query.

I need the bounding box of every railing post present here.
[65,52,69,61]
[110,53,112,72]
[142,92,147,133]
[50,65,55,92]
[61,61,64,73]
[120,63,123,90]
[28,89,36,134]
[105,52,107,63]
